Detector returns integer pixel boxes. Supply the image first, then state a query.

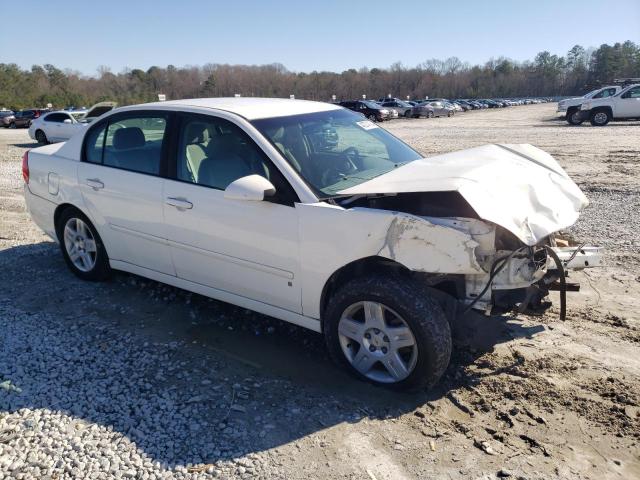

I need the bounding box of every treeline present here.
[1,41,639,110]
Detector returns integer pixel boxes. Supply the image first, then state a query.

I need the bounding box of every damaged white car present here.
[23,98,602,390]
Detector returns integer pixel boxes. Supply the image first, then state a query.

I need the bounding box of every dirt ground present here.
[0,104,638,479]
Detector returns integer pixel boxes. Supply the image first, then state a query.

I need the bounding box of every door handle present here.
[86,179,104,190]
[166,197,193,210]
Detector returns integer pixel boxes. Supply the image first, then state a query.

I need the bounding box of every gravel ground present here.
[0,105,639,480]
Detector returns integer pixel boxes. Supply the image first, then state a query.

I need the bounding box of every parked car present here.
[580,83,640,126]
[22,97,601,390]
[412,101,454,118]
[28,102,117,144]
[8,109,49,128]
[558,86,622,125]
[379,99,414,118]
[338,100,390,121]
[0,110,15,127]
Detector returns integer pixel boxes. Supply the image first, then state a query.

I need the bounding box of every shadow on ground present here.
[0,242,546,468]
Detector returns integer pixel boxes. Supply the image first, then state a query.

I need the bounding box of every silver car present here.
[379,99,414,118]
[412,101,455,118]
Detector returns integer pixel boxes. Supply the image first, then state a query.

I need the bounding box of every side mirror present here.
[224,175,276,201]
[63,119,72,124]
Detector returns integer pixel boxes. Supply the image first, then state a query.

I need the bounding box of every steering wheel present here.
[342,146,361,165]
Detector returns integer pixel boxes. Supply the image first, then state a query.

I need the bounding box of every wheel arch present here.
[591,105,613,116]
[319,256,464,330]
[53,203,93,242]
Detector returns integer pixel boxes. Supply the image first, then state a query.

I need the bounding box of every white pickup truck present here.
[580,83,640,126]
[557,86,621,125]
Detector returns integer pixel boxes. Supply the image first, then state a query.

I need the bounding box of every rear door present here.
[77,111,175,275]
[163,113,302,312]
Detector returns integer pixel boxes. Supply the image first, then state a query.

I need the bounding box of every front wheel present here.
[404,110,412,118]
[590,109,611,126]
[9,122,15,129]
[566,108,584,125]
[367,114,377,122]
[56,208,111,281]
[324,275,452,391]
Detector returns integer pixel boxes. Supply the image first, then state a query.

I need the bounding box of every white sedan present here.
[23,98,601,390]
[29,102,117,144]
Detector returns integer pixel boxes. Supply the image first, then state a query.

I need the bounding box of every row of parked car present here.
[336,97,553,122]
[0,103,117,143]
[557,79,640,126]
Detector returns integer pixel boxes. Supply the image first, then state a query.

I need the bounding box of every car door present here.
[77,111,175,275]
[57,112,78,140]
[163,113,302,313]
[615,86,640,118]
[42,113,64,141]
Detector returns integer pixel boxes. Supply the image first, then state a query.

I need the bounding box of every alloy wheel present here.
[593,112,608,125]
[338,301,418,383]
[63,217,98,272]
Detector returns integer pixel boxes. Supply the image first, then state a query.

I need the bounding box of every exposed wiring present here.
[462,247,528,314]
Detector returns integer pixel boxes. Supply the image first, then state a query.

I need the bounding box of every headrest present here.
[113,127,145,150]
[185,122,210,144]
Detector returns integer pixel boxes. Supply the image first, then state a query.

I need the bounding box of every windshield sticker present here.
[356,120,379,130]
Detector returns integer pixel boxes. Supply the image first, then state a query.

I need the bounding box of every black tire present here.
[55,207,111,281]
[9,122,15,129]
[404,110,412,118]
[590,109,611,126]
[447,110,454,117]
[367,114,377,122]
[324,275,452,391]
[35,129,48,144]
[566,108,584,125]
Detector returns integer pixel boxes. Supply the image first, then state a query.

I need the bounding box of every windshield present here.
[362,101,381,109]
[252,109,422,197]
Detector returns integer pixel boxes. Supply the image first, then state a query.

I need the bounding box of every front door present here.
[77,112,175,275]
[163,113,302,312]
[616,86,640,118]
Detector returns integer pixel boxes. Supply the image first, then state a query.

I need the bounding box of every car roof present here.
[131,97,342,120]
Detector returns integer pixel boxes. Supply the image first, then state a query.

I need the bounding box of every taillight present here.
[22,150,30,184]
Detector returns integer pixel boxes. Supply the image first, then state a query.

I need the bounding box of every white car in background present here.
[557,86,621,125]
[580,83,640,126]
[22,97,601,390]
[29,102,117,144]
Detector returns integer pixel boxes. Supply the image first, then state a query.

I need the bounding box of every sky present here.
[1,0,639,76]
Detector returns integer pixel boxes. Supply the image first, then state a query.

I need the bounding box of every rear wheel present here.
[590,109,611,126]
[566,108,584,125]
[324,275,451,391]
[35,129,48,144]
[56,208,111,281]
[426,111,434,118]
[404,110,412,118]
[367,114,377,122]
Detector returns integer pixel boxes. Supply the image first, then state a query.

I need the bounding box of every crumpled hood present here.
[337,144,588,246]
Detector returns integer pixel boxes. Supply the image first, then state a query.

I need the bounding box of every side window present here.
[45,113,65,123]
[84,122,107,164]
[176,115,297,205]
[622,86,640,99]
[103,116,167,175]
